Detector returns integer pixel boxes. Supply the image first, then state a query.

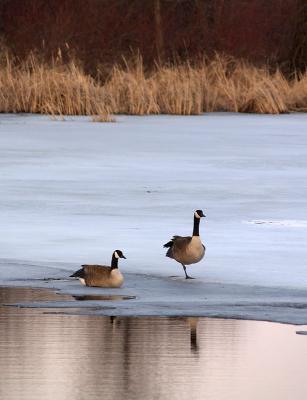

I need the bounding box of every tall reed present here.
[0,51,306,118]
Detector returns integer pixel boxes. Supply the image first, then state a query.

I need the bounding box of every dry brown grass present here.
[0,51,108,117]
[0,52,306,118]
[91,108,116,123]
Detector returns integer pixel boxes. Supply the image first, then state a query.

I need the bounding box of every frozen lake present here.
[0,113,307,323]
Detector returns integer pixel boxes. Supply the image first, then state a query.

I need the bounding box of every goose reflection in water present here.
[108,316,199,355]
[188,317,198,353]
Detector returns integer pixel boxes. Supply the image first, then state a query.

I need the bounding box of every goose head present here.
[113,250,127,259]
[194,210,206,219]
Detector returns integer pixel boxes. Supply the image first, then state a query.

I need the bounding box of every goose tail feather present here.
[164,237,178,259]
[163,240,174,248]
[70,268,85,278]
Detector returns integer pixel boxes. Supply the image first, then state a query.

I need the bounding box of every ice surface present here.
[0,113,307,322]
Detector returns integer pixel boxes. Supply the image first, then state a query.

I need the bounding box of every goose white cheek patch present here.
[114,251,120,259]
[79,278,86,286]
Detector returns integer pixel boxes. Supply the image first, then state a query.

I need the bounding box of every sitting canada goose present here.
[164,210,206,279]
[70,250,126,288]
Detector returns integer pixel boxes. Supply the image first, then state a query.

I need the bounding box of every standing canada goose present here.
[163,210,206,279]
[70,250,126,288]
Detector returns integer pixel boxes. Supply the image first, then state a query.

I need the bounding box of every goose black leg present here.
[181,264,194,279]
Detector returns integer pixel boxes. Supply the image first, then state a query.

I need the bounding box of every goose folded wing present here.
[82,264,111,276]
[172,236,192,249]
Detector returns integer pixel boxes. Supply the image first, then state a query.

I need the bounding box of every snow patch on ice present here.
[244,220,307,228]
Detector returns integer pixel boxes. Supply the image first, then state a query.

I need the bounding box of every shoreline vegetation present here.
[0,51,306,121]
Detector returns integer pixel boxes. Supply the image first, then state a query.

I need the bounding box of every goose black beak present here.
[121,255,127,259]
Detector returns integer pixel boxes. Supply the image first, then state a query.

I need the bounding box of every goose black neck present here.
[111,254,119,269]
[193,216,200,236]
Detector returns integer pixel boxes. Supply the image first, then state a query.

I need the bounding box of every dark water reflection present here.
[1,287,307,400]
[73,294,136,301]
